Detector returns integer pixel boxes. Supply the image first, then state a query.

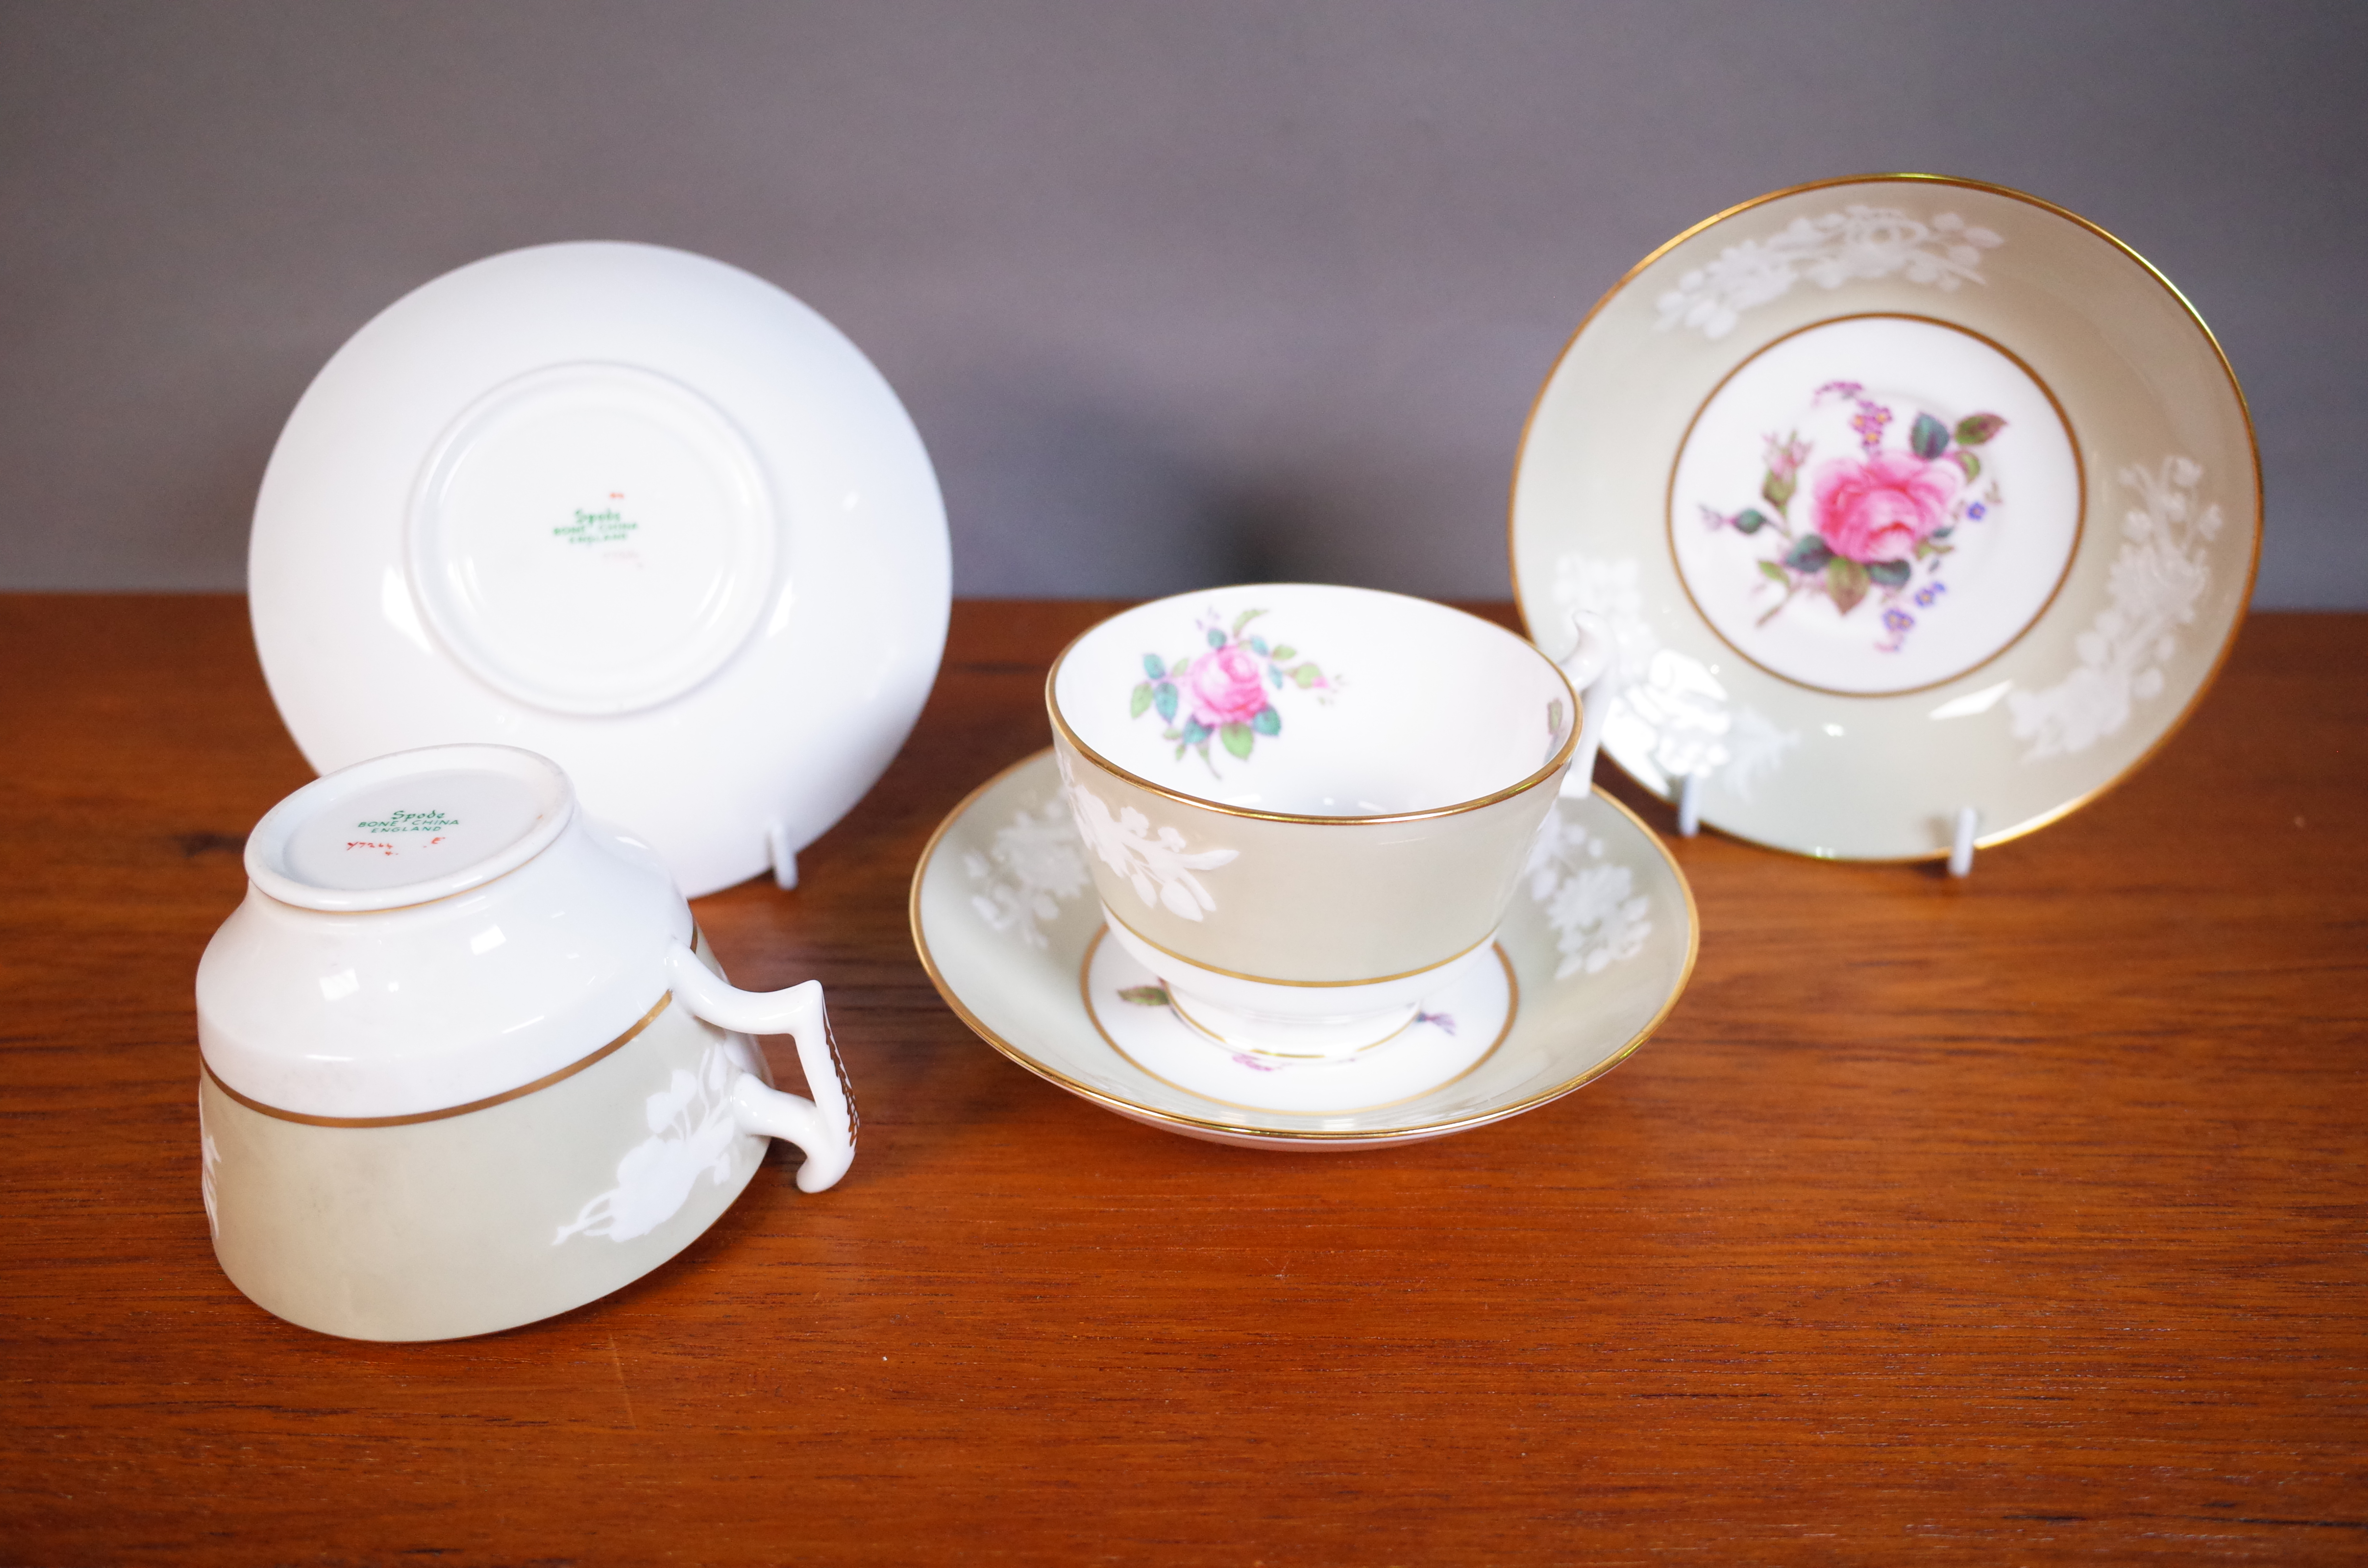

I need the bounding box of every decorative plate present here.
[910,750,1698,1150]
[250,242,950,896]
[1510,175,2259,860]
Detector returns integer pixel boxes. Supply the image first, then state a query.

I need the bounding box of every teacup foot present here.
[1082,928,1515,1116]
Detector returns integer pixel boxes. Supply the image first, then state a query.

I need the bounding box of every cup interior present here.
[245,744,575,911]
[1051,585,1574,816]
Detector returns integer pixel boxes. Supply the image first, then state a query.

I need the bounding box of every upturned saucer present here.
[911,749,1698,1149]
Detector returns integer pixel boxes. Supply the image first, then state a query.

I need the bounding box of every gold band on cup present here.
[1101,904,1497,990]
[201,992,673,1128]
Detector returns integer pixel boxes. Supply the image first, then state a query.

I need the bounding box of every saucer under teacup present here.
[911,749,1697,1148]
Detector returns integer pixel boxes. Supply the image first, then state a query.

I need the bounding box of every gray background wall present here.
[4,0,2362,604]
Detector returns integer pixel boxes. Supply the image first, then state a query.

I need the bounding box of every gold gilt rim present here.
[1100,902,1497,989]
[1043,589,1580,827]
[1505,171,2265,864]
[1661,310,2088,701]
[907,747,1702,1144]
[201,992,671,1127]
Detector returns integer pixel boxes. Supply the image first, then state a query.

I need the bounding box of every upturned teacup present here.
[195,744,856,1342]
[1047,585,1579,1059]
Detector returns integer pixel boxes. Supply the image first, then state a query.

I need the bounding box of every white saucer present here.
[911,749,1698,1150]
[251,242,950,896]
[1511,175,2259,861]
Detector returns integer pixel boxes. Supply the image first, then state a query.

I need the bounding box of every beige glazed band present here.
[200,992,673,1128]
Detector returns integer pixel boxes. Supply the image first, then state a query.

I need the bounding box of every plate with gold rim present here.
[910,749,1697,1150]
[1510,174,2260,861]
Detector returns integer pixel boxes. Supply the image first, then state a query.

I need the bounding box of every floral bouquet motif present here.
[1130,607,1333,773]
[1703,382,2004,653]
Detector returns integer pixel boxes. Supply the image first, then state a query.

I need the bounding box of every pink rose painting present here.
[1699,381,2004,643]
[1183,644,1271,728]
[1813,449,1960,564]
[1129,608,1334,773]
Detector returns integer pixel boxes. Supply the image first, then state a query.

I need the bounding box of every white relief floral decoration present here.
[554,1039,753,1246]
[199,1102,221,1240]
[2008,456,2221,760]
[1057,751,1238,921]
[964,797,1091,949]
[1655,206,2003,341]
[1524,806,1653,980]
[1551,552,1800,801]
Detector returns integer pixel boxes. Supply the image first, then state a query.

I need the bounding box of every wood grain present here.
[2,595,2363,1566]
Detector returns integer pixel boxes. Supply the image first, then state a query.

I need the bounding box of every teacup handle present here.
[663,942,857,1194]
[1557,610,1620,799]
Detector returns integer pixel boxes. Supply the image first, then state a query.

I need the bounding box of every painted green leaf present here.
[1757,559,1789,583]
[1910,412,1950,460]
[1292,663,1322,687]
[1116,984,1171,1007]
[1762,472,1796,513]
[1207,628,1226,648]
[1130,681,1153,718]
[1232,608,1266,636]
[1142,653,1165,680]
[1252,706,1280,736]
[1735,507,1771,535]
[1270,645,1295,661]
[1952,450,1982,482]
[1784,535,1834,573]
[1546,698,1565,739]
[1154,682,1178,723]
[1865,559,1912,588]
[1221,722,1255,759]
[1825,557,1871,616]
[1182,717,1209,745]
[1171,656,1190,677]
[1954,412,2007,446]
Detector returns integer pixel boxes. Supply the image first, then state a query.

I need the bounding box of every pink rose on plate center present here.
[1184,644,1270,727]
[1812,450,1960,564]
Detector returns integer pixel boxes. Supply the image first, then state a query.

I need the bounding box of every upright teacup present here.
[1047,585,1579,1059]
[196,744,856,1342]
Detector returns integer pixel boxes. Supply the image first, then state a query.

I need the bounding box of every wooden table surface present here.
[3,595,2364,1565]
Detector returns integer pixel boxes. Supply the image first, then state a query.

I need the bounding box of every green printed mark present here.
[552,507,640,546]
[354,808,460,834]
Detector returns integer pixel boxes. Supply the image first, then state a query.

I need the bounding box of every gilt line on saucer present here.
[1666,313,2084,698]
[908,750,1700,1144]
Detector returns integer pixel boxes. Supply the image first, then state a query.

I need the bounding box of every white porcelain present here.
[250,241,950,897]
[1511,175,2260,860]
[1047,586,1579,1073]
[912,749,1696,1144]
[196,744,857,1341]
